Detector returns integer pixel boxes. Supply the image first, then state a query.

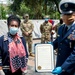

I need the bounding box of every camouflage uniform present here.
[40,22,52,43]
[55,18,63,37]
[21,20,34,56]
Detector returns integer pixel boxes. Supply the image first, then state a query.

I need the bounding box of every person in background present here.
[48,19,54,25]
[48,18,55,41]
[40,15,52,43]
[51,0,75,75]
[20,14,34,57]
[0,15,28,75]
[52,15,63,37]
[56,17,63,33]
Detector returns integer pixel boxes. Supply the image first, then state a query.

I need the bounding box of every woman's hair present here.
[7,15,21,27]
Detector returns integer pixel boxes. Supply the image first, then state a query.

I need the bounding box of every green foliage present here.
[20,2,30,17]
[10,0,22,14]
[8,0,60,19]
[0,5,7,19]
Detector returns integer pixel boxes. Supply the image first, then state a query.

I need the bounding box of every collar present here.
[65,21,75,30]
[4,32,23,41]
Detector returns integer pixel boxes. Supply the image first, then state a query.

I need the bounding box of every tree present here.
[20,1,30,17]
[0,5,7,19]
[10,0,23,14]
[9,0,60,19]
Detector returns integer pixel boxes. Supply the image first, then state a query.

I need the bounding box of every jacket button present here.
[60,43,62,45]
[59,48,61,50]
[59,54,60,55]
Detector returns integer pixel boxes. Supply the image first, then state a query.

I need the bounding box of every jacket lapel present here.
[58,25,65,42]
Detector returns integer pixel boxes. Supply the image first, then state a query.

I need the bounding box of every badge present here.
[68,30,75,40]
[37,66,42,70]
[64,3,68,8]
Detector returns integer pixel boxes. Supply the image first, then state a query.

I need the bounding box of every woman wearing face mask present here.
[0,15,28,75]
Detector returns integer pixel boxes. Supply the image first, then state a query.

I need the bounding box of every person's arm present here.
[49,24,52,32]
[61,44,75,72]
[0,36,5,75]
[21,37,28,58]
[0,50,2,70]
[40,24,43,33]
[52,25,64,49]
[20,23,29,36]
[20,22,25,33]
[28,22,34,35]
[52,43,75,74]
[0,36,3,69]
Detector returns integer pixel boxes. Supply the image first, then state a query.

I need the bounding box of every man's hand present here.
[52,67,62,74]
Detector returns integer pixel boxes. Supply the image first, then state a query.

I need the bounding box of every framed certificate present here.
[35,43,54,72]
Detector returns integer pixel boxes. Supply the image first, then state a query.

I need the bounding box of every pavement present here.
[26,56,54,75]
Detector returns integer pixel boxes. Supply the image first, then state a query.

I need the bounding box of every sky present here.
[0,0,13,5]
[0,0,8,4]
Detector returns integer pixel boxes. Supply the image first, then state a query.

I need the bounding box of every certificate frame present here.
[35,43,54,72]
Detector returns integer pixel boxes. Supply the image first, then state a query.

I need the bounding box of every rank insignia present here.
[68,30,75,40]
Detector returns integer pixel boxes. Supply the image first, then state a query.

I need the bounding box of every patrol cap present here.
[44,15,50,19]
[24,14,29,17]
[59,0,75,14]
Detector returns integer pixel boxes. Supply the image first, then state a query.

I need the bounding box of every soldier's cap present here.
[24,14,29,17]
[59,0,75,15]
[44,15,50,19]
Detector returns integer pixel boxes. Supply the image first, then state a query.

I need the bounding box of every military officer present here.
[40,15,52,43]
[51,0,75,75]
[21,14,34,57]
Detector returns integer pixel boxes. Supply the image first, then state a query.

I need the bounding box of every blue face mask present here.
[45,18,49,22]
[9,27,19,35]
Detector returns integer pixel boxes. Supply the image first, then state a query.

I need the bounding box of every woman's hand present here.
[0,70,5,75]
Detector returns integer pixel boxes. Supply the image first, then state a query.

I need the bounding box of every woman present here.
[0,15,28,75]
